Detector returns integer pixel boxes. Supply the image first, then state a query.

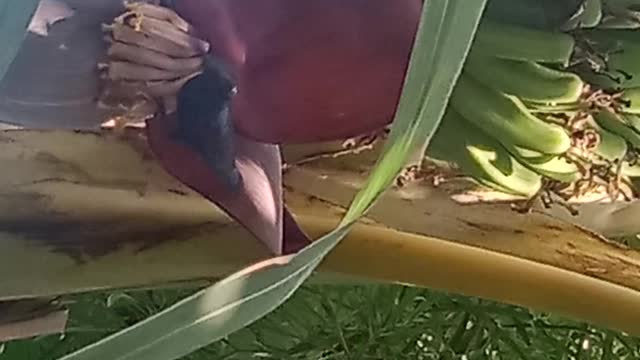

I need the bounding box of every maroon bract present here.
[146,112,310,255]
[174,0,422,143]
[149,0,423,255]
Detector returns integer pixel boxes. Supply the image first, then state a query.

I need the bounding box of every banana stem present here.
[4,213,640,337]
[308,216,640,337]
[2,130,640,336]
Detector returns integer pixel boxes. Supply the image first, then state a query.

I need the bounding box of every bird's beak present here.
[145,109,310,255]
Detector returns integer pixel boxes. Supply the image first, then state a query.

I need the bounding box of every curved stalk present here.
[1,129,640,335]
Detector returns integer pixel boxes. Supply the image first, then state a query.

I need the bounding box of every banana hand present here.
[427,109,542,197]
[465,52,584,104]
[473,20,576,65]
[450,74,572,155]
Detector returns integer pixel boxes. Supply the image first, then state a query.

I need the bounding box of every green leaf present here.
[56,1,487,359]
[344,0,488,221]
[0,1,40,82]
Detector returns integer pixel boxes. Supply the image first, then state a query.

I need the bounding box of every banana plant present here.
[3,0,640,359]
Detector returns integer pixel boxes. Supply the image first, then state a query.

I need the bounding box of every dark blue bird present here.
[174,55,242,191]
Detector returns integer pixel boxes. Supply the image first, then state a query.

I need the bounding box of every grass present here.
[1,284,639,359]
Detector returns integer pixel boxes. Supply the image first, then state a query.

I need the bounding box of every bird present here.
[173,54,242,191]
[165,0,421,194]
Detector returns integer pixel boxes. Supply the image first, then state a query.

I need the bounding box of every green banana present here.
[427,109,542,197]
[509,147,557,163]
[450,74,572,155]
[593,109,640,148]
[606,45,640,88]
[562,0,603,29]
[580,0,604,27]
[576,69,623,90]
[510,146,581,183]
[578,31,640,87]
[602,0,640,28]
[526,157,581,183]
[604,0,640,10]
[588,116,629,161]
[599,16,640,29]
[500,145,580,183]
[620,113,640,132]
[619,86,640,113]
[484,0,584,30]
[465,53,584,104]
[473,20,576,65]
[622,161,640,176]
[584,28,640,45]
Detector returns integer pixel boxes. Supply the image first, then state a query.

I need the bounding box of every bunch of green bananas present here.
[423,0,640,200]
[425,13,629,199]
[572,1,640,179]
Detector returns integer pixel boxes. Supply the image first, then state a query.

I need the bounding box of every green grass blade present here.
[343,0,487,221]
[56,1,487,359]
[0,1,39,82]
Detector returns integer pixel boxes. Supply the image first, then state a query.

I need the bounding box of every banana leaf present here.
[2,129,640,337]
